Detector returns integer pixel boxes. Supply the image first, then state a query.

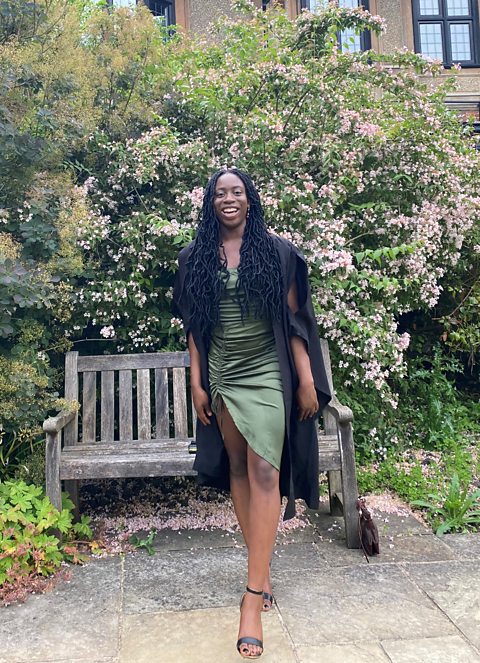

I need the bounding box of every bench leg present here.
[327,470,343,516]
[45,432,62,512]
[65,480,80,521]
[338,422,360,549]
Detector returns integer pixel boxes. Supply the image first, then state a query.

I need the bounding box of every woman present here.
[173,168,332,659]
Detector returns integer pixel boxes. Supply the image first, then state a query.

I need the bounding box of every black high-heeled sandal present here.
[263,560,274,611]
[262,591,274,612]
[237,586,264,660]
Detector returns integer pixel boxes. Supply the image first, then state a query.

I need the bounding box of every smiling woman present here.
[173,167,332,659]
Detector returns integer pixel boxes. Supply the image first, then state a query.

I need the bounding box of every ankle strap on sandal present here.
[245,586,263,596]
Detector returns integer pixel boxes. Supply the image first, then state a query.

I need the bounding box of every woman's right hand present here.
[192,386,212,425]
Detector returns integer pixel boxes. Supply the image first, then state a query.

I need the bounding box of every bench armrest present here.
[324,396,353,424]
[43,409,76,434]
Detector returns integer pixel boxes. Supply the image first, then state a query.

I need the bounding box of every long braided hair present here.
[185,168,283,340]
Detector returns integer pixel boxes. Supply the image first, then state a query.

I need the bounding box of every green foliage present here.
[0,480,93,587]
[0,0,479,474]
[13,441,46,487]
[357,456,432,504]
[337,339,480,462]
[129,528,157,555]
[411,473,480,536]
[358,437,480,535]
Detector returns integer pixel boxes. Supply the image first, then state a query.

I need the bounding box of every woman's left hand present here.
[296,381,319,421]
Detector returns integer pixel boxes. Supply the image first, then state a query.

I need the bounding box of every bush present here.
[0,480,92,588]
[1,0,479,469]
[72,1,479,456]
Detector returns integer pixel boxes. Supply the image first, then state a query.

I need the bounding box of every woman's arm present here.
[187,332,212,426]
[288,280,319,421]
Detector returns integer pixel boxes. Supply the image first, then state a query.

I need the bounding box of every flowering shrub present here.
[0,0,168,473]
[73,1,480,456]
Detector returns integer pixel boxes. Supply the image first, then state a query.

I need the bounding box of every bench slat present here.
[78,352,190,372]
[155,368,169,438]
[60,451,197,479]
[173,368,188,438]
[64,351,78,446]
[101,371,114,441]
[82,372,96,442]
[62,439,193,453]
[60,447,339,479]
[119,370,133,440]
[137,369,151,440]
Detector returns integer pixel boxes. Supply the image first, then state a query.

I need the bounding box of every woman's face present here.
[213,172,249,232]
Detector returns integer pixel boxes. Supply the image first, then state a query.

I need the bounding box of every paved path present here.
[1,503,480,663]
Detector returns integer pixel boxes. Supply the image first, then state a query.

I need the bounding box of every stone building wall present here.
[187,0,238,35]
[177,0,480,113]
[375,0,480,114]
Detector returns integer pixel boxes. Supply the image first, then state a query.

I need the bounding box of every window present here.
[142,0,175,24]
[106,0,176,25]
[301,0,371,52]
[412,0,480,67]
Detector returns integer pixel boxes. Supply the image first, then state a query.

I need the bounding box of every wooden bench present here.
[44,341,360,548]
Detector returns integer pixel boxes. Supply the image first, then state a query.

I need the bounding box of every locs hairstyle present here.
[185,168,283,339]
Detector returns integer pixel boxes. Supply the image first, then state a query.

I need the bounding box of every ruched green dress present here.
[208,268,285,470]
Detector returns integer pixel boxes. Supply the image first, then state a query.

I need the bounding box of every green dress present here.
[208,268,285,470]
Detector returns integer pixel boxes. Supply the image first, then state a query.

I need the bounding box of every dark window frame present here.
[411,0,480,68]
[300,0,372,52]
[141,0,175,24]
[107,0,176,25]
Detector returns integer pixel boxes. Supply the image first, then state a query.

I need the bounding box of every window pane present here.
[419,23,444,59]
[307,0,329,10]
[419,0,440,15]
[339,0,360,8]
[340,28,362,51]
[143,0,174,23]
[446,0,470,16]
[450,23,472,59]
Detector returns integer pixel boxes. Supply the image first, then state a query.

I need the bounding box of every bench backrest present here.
[63,351,196,445]
[63,340,336,446]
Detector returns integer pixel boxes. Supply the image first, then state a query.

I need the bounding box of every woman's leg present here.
[218,401,281,657]
[217,399,251,542]
[246,445,281,599]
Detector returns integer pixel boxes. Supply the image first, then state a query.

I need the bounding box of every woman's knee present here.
[248,455,279,492]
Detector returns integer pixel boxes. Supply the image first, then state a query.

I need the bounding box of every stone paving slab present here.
[119,607,295,663]
[276,561,421,597]
[275,523,318,546]
[316,530,456,566]
[308,505,433,540]
[295,642,391,662]
[0,558,121,663]
[122,547,248,613]
[404,560,480,650]
[271,542,328,573]
[441,533,480,559]
[274,564,457,646]
[381,635,480,663]
[149,527,242,552]
[278,592,457,646]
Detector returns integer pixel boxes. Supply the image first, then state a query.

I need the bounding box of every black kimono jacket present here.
[172,234,333,519]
